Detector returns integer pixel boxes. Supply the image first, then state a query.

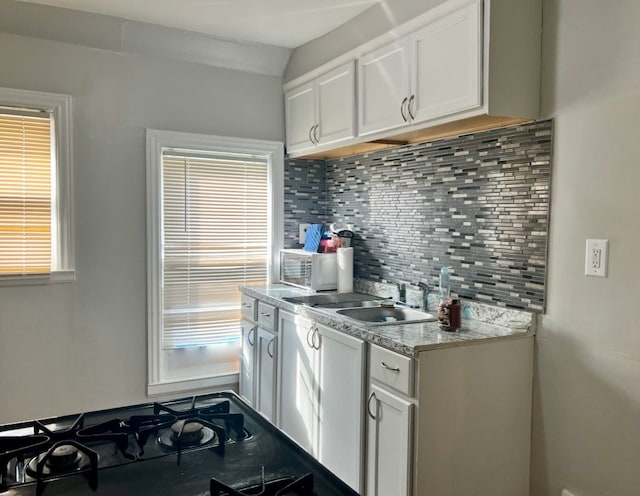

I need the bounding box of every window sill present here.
[147,373,239,397]
[0,270,75,286]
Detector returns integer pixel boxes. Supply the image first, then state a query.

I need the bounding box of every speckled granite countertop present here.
[240,284,536,358]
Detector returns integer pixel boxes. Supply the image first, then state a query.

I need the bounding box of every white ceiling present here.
[17,0,380,48]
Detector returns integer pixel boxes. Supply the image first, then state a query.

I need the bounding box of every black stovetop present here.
[0,392,358,496]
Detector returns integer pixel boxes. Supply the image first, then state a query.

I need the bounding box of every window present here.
[0,87,73,283]
[146,129,283,395]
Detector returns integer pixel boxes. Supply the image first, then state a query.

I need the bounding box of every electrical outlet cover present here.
[585,239,608,277]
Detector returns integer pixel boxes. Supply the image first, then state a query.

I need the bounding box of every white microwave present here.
[280,249,337,291]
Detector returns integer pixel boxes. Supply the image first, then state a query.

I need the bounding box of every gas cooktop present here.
[0,392,358,496]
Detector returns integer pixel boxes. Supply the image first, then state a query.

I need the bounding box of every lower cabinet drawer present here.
[241,295,257,322]
[257,301,277,331]
[369,343,414,397]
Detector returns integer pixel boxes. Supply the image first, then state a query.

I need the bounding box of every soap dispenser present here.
[438,266,451,301]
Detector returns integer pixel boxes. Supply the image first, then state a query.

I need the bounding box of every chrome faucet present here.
[417,282,431,311]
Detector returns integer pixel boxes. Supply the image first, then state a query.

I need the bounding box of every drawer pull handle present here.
[381,361,401,373]
[267,338,275,358]
[260,312,271,317]
[242,303,252,308]
[367,392,377,420]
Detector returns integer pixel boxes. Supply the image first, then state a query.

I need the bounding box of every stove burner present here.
[171,420,203,443]
[210,472,316,496]
[157,420,216,449]
[47,445,81,470]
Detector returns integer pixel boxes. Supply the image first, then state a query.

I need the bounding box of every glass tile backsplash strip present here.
[284,120,552,311]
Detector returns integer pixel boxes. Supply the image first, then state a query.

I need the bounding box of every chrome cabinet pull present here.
[400,97,408,121]
[267,338,275,358]
[367,392,377,420]
[241,303,252,308]
[380,361,401,373]
[308,125,315,145]
[312,327,320,350]
[313,124,320,144]
[306,325,315,348]
[260,312,271,317]
[247,326,256,346]
[408,94,416,120]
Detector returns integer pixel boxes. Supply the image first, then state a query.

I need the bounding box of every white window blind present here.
[162,151,269,349]
[0,111,52,275]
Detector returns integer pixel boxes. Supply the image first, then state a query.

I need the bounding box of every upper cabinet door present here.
[285,81,316,154]
[316,61,356,146]
[358,40,410,136]
[409,0,482,124]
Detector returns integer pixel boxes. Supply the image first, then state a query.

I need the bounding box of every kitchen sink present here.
[282,292,381,308]
[336,306,436,325]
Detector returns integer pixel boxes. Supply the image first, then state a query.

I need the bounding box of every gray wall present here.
[531,1,640,495]
[0,31,283,423]
[284,0,448,81]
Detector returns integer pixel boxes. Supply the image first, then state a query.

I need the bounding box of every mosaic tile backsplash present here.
[283,158,327,249]
[284,120,552,311]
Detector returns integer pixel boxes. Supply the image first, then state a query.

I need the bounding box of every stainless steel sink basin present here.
[336,306,436,325]
[282,293,382,308]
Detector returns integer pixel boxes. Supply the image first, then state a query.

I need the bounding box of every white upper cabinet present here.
[409,0,482,123]
[358,40,410,136]
[283,0,541,158]
[359,0,482,136]
[316,63,356,145]
[284,81,316,153]
[285,61,355,154]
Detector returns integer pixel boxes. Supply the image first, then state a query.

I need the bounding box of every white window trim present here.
[146,129,284,396]
[0,87,74,285]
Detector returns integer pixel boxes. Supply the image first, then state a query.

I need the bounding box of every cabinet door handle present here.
[367,392,377,420]
[408,94,416,120]
[247,326,256,346]
[267,338,275,358]
[308,125,316,145]
[312,327,321,350]
[306,325,315,348]
[400,97,408,122]
[380,361,401,373]
[313,124,320,144]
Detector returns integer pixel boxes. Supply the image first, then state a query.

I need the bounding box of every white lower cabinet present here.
[240,300,279,423]
[239,319,257,406]
[316,323,364,492]
[248,294,533,496]
[255,328,277,423]
[366,383,413,496]
[277,311,316,454]
[277,310,365,493]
